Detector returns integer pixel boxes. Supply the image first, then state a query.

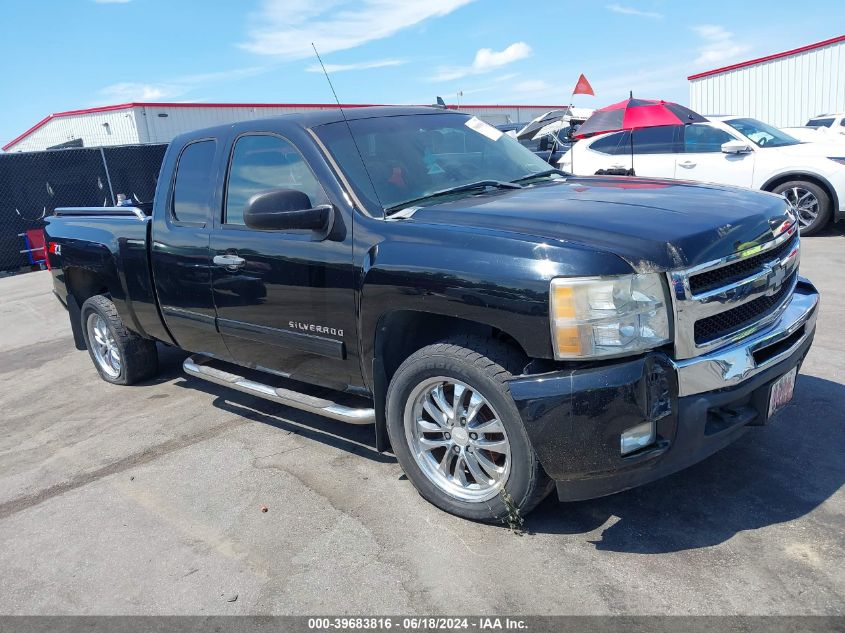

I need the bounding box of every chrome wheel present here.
[404,377,511,502]
[87,313,121,378]
[784,186,820,229]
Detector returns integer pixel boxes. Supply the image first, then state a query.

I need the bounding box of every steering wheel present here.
[758,136,769,147]
[441,162,470,181]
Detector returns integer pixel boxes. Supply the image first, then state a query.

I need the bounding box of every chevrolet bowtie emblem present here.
[764,259,787,296]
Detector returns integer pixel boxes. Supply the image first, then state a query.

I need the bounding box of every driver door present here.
[209,132,358,390]
[676,124,755,187]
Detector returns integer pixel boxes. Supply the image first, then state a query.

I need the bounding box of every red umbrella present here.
[574,97,706,138]
[573,97,707,175]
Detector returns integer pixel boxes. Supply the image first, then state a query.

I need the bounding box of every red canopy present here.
[575,98,707,138]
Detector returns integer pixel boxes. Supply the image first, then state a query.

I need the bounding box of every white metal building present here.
[689,34,845,128]
[2,102,562,153]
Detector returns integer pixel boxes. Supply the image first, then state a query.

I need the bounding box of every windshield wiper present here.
[512,168,568,184]
[385,180,523,214]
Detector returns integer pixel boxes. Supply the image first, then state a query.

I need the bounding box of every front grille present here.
[694,273,796,344]
[669,223,800,359]
[689,235,797,295]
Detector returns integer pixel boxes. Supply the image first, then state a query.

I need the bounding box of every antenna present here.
[311,43,382,210]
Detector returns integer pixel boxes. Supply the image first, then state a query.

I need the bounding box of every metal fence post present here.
[100,146,116,206]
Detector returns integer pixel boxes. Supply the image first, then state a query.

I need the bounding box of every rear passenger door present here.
[210,132,358,391]
[151,138,231,359]
[583,126,678,177]
[628,126,679,178]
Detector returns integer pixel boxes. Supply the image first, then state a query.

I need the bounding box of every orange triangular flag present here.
[573,73,594,96]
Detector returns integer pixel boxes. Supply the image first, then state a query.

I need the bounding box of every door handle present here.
[678,160,696,168]
[213,254,246,269]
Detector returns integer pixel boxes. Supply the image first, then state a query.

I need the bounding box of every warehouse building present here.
[2,102,561,153]
[689,34,845,127]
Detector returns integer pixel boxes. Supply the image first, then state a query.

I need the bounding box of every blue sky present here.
[2,0,844,147]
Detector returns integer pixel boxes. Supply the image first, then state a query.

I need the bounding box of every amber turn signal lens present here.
[554,325,582,355]
[551,284,576,319]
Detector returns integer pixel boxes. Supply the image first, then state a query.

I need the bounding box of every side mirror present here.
[243,188,332,232]
[721,140,752,154]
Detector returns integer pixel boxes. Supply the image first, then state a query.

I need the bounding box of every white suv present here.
[784,113,845,144]
[806,113,845,131]
[559,116,845,234]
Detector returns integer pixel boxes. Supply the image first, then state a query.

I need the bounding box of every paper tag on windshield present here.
[465,116,503,141]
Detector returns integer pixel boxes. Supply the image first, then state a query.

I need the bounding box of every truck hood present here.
[407,177,794,271]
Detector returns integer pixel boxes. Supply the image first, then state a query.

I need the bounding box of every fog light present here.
[621,421,655,455]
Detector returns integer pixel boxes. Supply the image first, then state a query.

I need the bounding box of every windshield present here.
[724,118,800,148]
[314,112,556,212]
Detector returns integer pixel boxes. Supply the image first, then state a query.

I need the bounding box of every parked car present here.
[560,115,845,235]
[805,113,845,131]
[495,123,569,163]
[783,116,845,144]
[44,107,818,522]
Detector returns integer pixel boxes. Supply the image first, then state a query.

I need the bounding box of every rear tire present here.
[771,180,831,236]
[80,295,158,385]
[386,336,553,523]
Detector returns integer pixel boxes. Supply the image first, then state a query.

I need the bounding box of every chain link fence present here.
[0,143,167,275]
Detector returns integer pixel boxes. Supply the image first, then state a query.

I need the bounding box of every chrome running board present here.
[183,355,375,425]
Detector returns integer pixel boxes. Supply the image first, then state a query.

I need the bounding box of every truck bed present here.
[44,207,171,345]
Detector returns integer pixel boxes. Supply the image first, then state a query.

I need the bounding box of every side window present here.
[806,118,834,128]
[683,125,735,153]
[225,134,328,225]
[589,131,629,155]
[172,140,216,225]
[631,125,678,154]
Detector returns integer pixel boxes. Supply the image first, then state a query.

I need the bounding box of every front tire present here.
[80,295,158,385]
[771,180,831,236]
[386,336,552,522]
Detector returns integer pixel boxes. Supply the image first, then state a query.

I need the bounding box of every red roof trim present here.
[688,33,845,80]
[3,102,567,150]
[3,115,55,151]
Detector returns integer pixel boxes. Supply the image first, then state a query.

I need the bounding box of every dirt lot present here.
[0,232,843,616]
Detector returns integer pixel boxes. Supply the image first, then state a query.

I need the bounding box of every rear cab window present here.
[171,140,217,225]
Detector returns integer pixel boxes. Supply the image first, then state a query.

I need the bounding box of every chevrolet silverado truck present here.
[44,107,819,522]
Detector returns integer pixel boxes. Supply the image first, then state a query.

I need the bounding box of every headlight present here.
[828,157,845,165]
[550,273,671,359]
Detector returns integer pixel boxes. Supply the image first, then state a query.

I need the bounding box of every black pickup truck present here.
[44,106,819,522]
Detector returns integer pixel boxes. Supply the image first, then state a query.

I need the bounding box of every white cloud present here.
[241,0,475,58]
[429,42,533,82]
[693,24,751,66]
[176,66,271,84]
[98,66,272,104]
[472,42,532,71]
[100,83,188,101]
[305,58,406,73]
[606,3,663,18]
[513,79,552,95]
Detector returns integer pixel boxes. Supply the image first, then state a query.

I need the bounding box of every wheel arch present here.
[369,309,530,452]
[761,171,839,215]
[64,267,114,350]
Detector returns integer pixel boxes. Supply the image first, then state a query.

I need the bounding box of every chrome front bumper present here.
[673,277,819,397]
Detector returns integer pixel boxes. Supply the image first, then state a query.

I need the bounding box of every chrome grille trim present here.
[668,222,800,359]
